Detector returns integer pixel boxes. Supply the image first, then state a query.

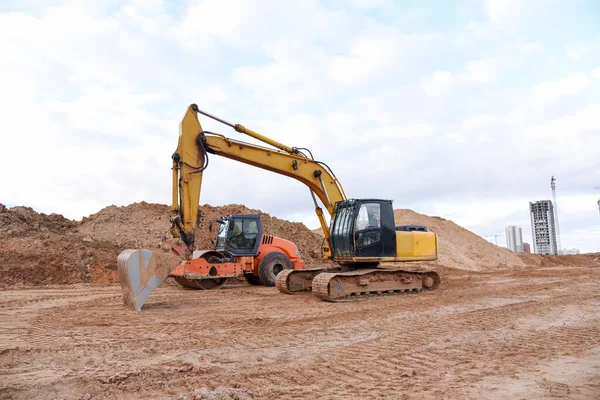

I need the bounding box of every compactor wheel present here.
[258,252,293,286]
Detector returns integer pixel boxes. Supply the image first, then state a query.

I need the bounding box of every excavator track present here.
[312,269,440,301]
[275,268,334,294]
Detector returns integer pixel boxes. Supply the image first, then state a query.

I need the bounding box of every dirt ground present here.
[1,263,599,400]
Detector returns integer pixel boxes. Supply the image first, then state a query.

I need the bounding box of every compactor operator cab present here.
[213,214,263,257]
[330,199,397,259]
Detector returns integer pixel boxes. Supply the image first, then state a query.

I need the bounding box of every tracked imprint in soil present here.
[0,265,599,399]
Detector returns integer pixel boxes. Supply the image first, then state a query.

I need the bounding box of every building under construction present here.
[529,200,558,255]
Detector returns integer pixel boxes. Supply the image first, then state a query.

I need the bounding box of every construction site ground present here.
[2,263,599,399]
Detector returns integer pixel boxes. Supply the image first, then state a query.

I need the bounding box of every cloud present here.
[519,43,542,53]
[530,72,592,107]
[482,0,549,28]
[328,22,442,84]
[420,57,503,96]
[1,1,599,253]
[420,71,453,97]
[565,44,589,60]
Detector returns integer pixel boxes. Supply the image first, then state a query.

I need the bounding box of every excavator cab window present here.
[355,203,381,249]
[223,215,263,256]
[331,201,356,259]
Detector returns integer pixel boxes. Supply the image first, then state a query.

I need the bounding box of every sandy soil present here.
[1,264,599,399]
[0,202,326,289]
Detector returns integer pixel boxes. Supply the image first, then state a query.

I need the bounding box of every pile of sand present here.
[394,209,526,270]
[78,202,324,264]
[1,202,595,287]
[314,208,595,271]
[0,202,325,287]
[0,204,76,239]
[0,204,117,287]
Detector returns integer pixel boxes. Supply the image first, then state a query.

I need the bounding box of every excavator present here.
[118,104,440,311]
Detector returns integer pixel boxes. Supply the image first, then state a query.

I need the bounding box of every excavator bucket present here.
[117,249,180,311]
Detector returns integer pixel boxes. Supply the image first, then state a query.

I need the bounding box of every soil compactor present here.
[170,213,304,289]
[118,104,440,311]
[119,213,304,311]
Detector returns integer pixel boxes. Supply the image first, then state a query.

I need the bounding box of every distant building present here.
[505,226,524,252]
[560,248,580,255]
[523,243,531,254]
[529,200,558,255]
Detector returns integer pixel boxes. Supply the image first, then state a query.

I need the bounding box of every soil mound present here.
[78,202,171,250]
[79,202,324,265]
[0,236,117,287]
[394,209,527,271]
[0,204,76,239]
[311,209,528,270]
[1,202,325,287]
[2,202,594,288]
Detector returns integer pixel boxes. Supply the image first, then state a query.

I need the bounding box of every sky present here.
[1,0,599,253]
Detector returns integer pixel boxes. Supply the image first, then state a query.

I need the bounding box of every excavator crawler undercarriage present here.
[276,267,440,301]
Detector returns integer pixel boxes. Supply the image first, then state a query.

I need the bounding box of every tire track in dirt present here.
[234,287,600,399]
[1,266,599,399]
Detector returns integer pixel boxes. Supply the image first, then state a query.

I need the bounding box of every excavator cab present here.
[331,199,396,260]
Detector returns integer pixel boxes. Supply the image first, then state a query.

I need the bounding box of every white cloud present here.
[519,43,542,53]
[173,0,252,48]
[459,58,500,84]
[329,23,441,84]
[532,105,600,141]
[420,71,453,97]
[1,1,599,253]
[420,57,503,96]
[349,0,388,9]
[565,44,589,60]
[483,0,522,24]
[231,40,328,108]
[482,0,548,28]
[530,72,592,107]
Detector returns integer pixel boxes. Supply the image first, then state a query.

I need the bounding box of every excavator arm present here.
[170,104,346,260]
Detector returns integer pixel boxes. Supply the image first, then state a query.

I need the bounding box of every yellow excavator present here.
[118,104,440,310]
